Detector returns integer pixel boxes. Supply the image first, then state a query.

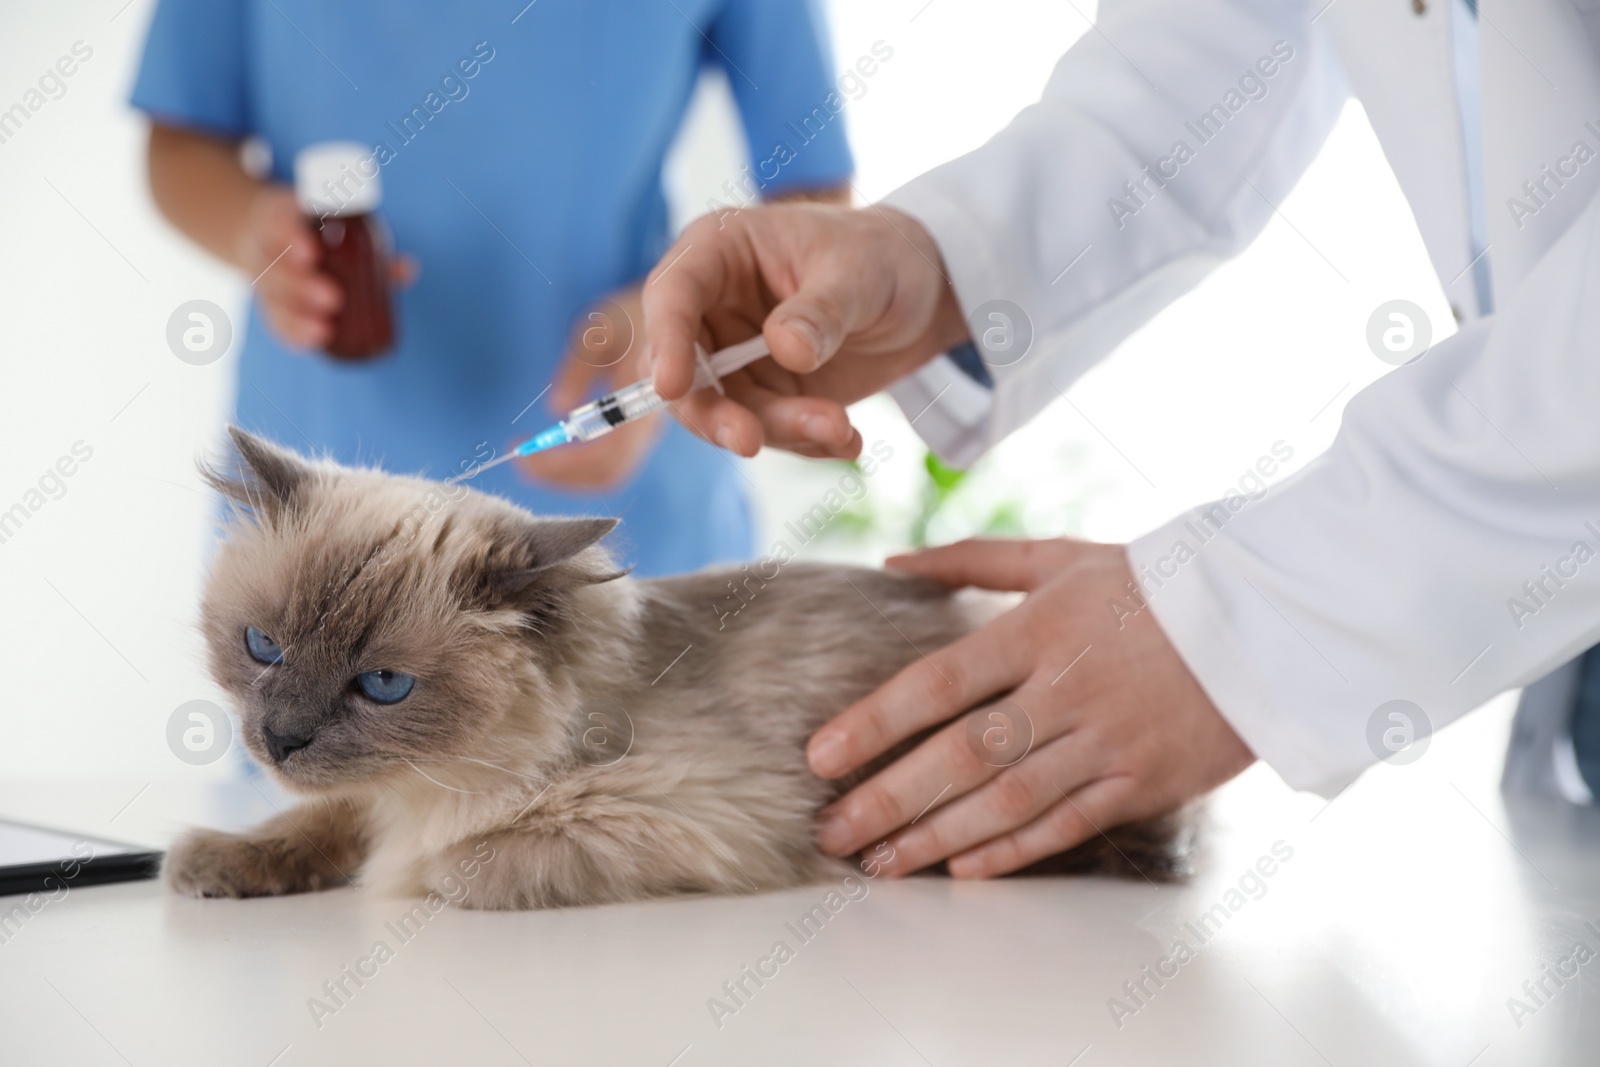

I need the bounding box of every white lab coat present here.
[882,0,1600,795]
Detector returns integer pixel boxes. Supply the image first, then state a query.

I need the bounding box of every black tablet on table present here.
[0,818,163,897]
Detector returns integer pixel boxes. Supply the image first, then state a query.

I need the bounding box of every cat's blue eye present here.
[356,670,415,704]
[245,626,284,666]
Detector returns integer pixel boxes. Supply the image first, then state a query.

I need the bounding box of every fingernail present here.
[808,732,846,777]
[948,853,983,879]
[816,811,851,854]
[715,426,739,452]
[804,415,837,444]
[880,839,911,878]
[781,317,824,365]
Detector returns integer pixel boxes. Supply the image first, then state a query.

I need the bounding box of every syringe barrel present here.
[564,380,669,442]
[561,338,766,443]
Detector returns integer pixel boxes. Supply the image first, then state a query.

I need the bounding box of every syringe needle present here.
[446,451,516,485]
[447,420,571,484]
[446,337,769,487]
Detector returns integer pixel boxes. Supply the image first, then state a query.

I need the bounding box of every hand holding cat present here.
[641,203,1250,876]
[808,538,1255,878]
[641,202,967,459]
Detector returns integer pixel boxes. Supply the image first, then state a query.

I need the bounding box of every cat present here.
[164,428,1192,910]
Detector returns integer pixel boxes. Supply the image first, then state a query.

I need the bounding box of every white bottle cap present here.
[294,141,381,217]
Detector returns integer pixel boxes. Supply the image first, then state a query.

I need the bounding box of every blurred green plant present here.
[821,449,1028,550]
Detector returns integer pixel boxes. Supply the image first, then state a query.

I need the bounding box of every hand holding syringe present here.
[450,335,771,483]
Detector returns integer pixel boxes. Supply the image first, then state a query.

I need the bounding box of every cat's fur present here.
[166,428,1191,909]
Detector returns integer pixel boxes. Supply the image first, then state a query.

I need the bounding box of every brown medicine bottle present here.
[294,142,396,361]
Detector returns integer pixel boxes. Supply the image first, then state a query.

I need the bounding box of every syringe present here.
[450,334,770,483]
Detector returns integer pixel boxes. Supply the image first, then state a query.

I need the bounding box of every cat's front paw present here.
[165,828,342,899]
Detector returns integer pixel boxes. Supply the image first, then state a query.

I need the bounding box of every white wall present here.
[0,0,1450,785]
[1,1,243,788]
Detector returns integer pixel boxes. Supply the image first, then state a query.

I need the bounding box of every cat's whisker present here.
[374,778,412,808]
[404,752,505,769]
[403,758,485,795]
[457,755,547,784]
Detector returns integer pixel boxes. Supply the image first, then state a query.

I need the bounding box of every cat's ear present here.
[492,517,623,600]
[199,426,313,520]
[519,517,620,572]
[467,516,625,612]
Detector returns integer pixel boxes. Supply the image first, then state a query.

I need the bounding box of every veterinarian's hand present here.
[238,185,415,352]
[515,285,663,491]
[641,203,969,459]
[809,538,1254,878]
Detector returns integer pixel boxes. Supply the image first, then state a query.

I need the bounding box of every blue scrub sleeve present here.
[709,0,855,195]
[129,0,252,137]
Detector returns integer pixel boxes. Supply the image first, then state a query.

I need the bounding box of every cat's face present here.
[199,428,620,792]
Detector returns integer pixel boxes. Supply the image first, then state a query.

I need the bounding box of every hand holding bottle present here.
[234,185,343,351]
[233,163,415,356]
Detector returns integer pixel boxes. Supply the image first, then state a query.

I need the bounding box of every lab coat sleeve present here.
[1127,185,1600,795]
[879,0,1348,468]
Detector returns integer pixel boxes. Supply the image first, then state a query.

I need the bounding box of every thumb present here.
[765,286,867,374]
[886,538,1076,593]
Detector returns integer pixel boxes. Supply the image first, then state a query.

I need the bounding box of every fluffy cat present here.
[165,428,1191,909]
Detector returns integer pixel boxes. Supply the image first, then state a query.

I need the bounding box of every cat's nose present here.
[262,724,314,763]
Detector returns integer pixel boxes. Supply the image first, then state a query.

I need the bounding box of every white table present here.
[2,696,1597,1067]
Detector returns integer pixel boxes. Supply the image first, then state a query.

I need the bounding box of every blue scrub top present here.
[131,0,853,576]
